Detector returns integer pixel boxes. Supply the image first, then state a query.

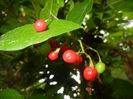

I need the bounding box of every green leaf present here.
[40,0,64,20]
[105,31,124,45]
[111,68,130,81]
[105,28,133,45]
[53,94,64,99]
[0,89,24,99]
[57,0,64,8]
[111,0,133,12]
[37,41,51,55]
[123,12,133,19]
[0,19,81,51]
[111,79,133,99]
[29,94,48,99]
[66,0,93,24]
[32,0,42,18]
[38,0,47,6]
[86,18,96,29]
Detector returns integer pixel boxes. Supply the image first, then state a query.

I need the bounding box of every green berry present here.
[95,62,106,74]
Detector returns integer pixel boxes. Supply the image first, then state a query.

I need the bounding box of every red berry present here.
[60,44,69,54]
[63,50,77,63]
[83,67,97,81]
[34,19,47,32]
[75,55,83,65]
[48,51,58,61]
[49,39,59,48]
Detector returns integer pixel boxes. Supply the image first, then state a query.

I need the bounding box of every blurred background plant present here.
[0,0,133,99]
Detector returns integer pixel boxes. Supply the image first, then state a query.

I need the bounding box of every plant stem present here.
[78,40,94,66]
[78,40,85,53]
[85,46,102,62]
[85,52,94,67]
[50,11,58,20]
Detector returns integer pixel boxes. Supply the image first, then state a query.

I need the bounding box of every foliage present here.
[0,0,133,99]
[0,20,81,51]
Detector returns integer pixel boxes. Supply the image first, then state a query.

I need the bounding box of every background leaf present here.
[105,28,133,45]
[111,79,133,99]
[0,20,81,51]
[111,0,133,12]
[29,94,48,99]
[66,0,93,24]
[0,89,24,99]
[111,68,130,81]
[40,0,64,20]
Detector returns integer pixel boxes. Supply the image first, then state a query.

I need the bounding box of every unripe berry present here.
[95,62,106,74]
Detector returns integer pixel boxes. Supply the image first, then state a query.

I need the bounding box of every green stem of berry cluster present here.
[78,39,103,66]
[85,46,102,62]
[78,40,85,53]
[50,11,58,20]
[84,53,94,66]
[78,40,94,67]
[55,48,60,53]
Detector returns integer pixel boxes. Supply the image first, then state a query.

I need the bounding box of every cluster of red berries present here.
[47,39,106,81]
[48,49,83,64]
[34,19,106,82]
[47,39,83,65]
